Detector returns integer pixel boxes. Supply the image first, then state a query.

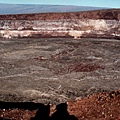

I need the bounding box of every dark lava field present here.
[0,38,120,104]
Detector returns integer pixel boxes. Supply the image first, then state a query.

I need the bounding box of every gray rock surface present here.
[0,38,119,104]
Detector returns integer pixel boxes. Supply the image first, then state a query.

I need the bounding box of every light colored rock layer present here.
[0,19,120,38]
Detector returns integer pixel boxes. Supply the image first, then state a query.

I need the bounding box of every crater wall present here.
[0,9,120,39]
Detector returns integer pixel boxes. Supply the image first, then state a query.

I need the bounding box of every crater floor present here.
[0,38,120,104]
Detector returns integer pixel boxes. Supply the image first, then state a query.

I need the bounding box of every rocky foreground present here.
[0,9,120,39]
[0,91,120,120]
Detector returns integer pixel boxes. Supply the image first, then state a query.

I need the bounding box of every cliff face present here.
[0,9,120,39]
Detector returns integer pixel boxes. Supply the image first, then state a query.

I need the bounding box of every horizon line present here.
[0,2,113,8]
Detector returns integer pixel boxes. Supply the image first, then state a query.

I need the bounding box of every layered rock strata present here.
[0,9,120,39]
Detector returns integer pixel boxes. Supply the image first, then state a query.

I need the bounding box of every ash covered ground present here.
[0,38,120,104]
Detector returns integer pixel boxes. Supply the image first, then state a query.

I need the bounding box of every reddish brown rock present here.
[0,91,120,120]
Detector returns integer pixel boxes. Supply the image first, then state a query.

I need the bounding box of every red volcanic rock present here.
[0,91,120,120]
[50,63,104,75]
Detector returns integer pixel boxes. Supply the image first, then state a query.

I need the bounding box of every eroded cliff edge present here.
[0,9,120,39]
